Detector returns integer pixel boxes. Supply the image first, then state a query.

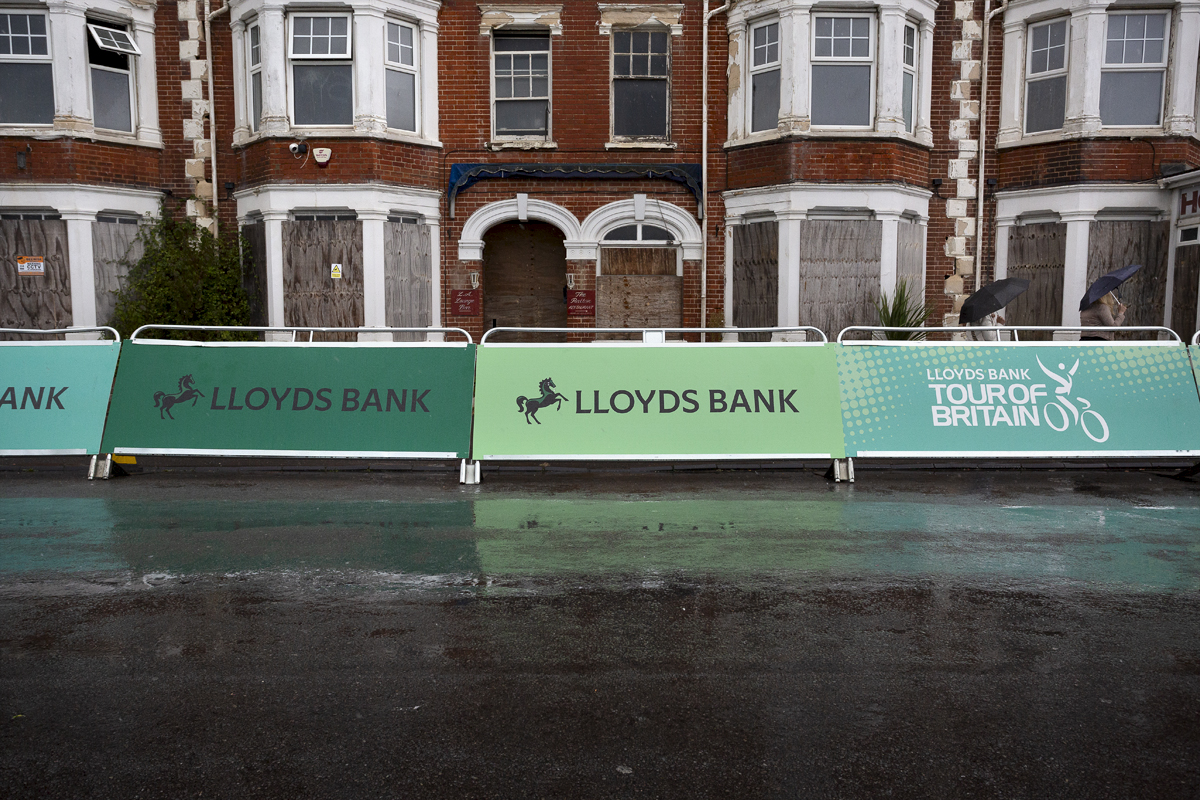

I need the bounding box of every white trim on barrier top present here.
[129,325,473,344]
[836,326,1183,344]
[1192,331,1200,346]
[0,326,120,342]
[478,326,829,344]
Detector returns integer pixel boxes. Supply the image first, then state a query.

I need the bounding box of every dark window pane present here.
[251,72,262,131]
[87,27,128,70]
[1100,71,1162,125]
[903,71,914,131]
[386,68,416,131]
[494,34,549,52]
[614,78,667,137]
[614,31,631,53]
[642,225,672,240]
[495,99,547,135]
[1025,75,1066,133]
[293,64,353,125]
[650,32,667,53]
[811,64,870,126]
[0,63,54,124]
[751,68,779,132]
[605,225,638,241]
[92,68,132,131]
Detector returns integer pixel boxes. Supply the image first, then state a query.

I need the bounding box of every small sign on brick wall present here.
[451,289,481,316]
[17,256,45,277]
[567,290,596,316]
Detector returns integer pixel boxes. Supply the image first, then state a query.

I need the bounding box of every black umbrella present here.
[1079,264,1141,311]
[958,278,1031,324]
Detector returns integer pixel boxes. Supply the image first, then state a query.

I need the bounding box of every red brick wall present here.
[996,138,1200,190]
[726,138,930,189]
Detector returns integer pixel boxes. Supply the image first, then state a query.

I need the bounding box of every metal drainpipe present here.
[702,1,730,342]
[974,0,1008,294]
[205,0,231,236]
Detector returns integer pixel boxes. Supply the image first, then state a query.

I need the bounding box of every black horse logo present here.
[154,374,205,420]
[516,377,569,425]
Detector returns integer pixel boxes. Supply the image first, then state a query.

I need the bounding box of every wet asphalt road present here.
[1,467,1199,799]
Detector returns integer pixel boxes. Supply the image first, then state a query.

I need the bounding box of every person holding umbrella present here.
[1079,264,1139,341]
[958,278,1030,340]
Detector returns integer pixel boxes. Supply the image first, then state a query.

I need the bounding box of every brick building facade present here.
[1,0,1198,340]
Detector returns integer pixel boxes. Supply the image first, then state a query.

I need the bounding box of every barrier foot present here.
[826,458,854,483]
[1172,462,1200,480]
[460,460,482,485]
[87,454,122,480]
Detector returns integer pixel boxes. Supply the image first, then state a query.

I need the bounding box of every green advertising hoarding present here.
[0,340,121,455]
[836,343,1200,457]
[472,343,845,460]
[101,342,476,458]
[1192,345,1200,403]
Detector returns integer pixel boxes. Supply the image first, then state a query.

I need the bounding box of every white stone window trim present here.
[489,28,553,144]
[234,182,443,330]
[996,0,1200,149]
[581,197,703,265]
[0,8,54,128]
[748,16,782,134]
[385,17,421,134]
[723,0,936,149]
[0,2,160,147]
[1100,10,1169,129]
[229,0,442,147]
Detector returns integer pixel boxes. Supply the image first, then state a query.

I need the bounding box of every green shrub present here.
[874,279,931,340]
[110,212,252,341]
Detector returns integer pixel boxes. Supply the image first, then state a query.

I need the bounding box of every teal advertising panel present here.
[101,342,476,458]
[1192,345,1200,404]
[837,343,1200,457]
[0,340,121,455]
[472,343,846,460]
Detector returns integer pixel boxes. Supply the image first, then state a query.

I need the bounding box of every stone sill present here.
[604,141,677,150]
[0,127,163,149]
[724,129,934,150]
[235,129,443,149]
[996,128,1199,150]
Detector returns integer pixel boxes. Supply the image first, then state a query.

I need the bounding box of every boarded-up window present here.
[597,246,681,337]
[732,221,778,342]
[797,219,881,339]
[384,220,431,341]
[482,221,567,341]
[241,221,269,327]
[1171,245,1200,344]
[1086,220,1168,334]
[1005,222,1065,340]
[92,217,144,328]
[896,220,925,299]
[283,219,363,341]
[0,219,72,335]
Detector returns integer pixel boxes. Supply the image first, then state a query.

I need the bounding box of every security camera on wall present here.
[289,142,308,156]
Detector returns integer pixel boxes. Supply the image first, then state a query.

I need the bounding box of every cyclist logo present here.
[1035,357,1110,442]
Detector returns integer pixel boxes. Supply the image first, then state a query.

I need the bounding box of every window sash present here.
[247,23,261,132]
[493,32,551,138]
[903,24,917,133]
[0,12,51,59]
[751,21,779,70]
[1104,13,1168,68]
[289,14,352,60]
[91,63,133,132]
[812,15,873,61]
[387,21,416,69]
[1027,19,1068,77]
[87,23,140,56]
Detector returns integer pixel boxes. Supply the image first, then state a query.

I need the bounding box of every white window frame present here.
[1024,17,1069,135]
[748,18,780,134]
[86,22,140,55]
[810,13,876,130]
[246,21,262,133]
[385,18,419,133]
[87,17,138,135]
[1100,11,1169,129]
[902,21,918,134]
[0,9,54,127]
[287,12,354,127]
[610,26,672,142]
[490,29,552,142]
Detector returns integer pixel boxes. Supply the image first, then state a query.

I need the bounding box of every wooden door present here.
[732,221,778,342]
[0,220,72,336]
[384,221,432,341]
[1006,223,1066,340]
[282,220,364,341]
[482,221,567,341]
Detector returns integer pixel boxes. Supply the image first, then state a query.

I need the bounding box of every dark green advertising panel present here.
[0,340,121,455]
[101,342,475,458]
[472,343,846,460]
[837,342,1200,457]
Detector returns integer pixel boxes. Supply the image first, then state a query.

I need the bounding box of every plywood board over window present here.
[896,220,925,298]
[282,220,364,341]
[796,219,881,340]
[732,221,778,342]
[1086,220,1169,336]
[384,221,431,341]
[241,221,269,327]
[92,219,144,329]
[597,246,681,338]
[1005,222,1065,340]
[1171,245,1200,344]
[0,220,72,337]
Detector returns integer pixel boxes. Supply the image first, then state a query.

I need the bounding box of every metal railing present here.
[1192,331,1200,346]
[0,326,120,341]
[837,325,1182,344]
[130,325,473,344]
[479,326,828,344]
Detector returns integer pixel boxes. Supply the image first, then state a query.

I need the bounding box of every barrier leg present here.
[826,458,854,483]
[87,454,118,480]
[87,455,98,480]
[460,460,482,485]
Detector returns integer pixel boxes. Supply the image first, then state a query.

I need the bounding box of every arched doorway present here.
[482,221,567,339]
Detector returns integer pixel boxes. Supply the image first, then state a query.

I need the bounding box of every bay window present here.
[811,15,874,128]
[248,23,262,132]
[386,20,418,132]
[0,11,53,125]
[612,28,670,139]
[1024,18,1067,134]
[289,14,353,126]
[88,20,139,133]
[1100,12,1168,127]
[750,20,780,133]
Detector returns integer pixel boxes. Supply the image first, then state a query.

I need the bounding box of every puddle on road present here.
[1,495,1198,590]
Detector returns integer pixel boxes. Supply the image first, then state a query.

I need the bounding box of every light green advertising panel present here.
[472,344,845,460]
[101,342,475,458]
[0,341,121,455]
[837,343,1200,457]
